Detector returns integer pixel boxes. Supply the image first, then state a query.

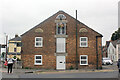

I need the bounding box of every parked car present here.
[102,58,113,65]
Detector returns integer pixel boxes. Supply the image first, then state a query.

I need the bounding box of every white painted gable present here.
[107,42,117,62]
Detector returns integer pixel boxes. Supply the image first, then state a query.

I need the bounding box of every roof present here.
[117,39,120,44]
[9,36,21,41]
[106,41,110,48]
[21,10,103,37]
[111,40,118,48]
[110,39,120,48]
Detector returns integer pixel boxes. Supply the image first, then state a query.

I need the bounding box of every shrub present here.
[69,66,74,70]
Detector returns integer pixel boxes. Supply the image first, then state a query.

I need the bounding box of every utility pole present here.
[76,10,78,70]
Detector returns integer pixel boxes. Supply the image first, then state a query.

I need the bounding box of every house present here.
[107,40,119,62]
[8,35,22,60]
[21,11,103,70]
[116,39,120,60]
[102,46,107,58]
[0,44,6,61]
[102,41,110,58]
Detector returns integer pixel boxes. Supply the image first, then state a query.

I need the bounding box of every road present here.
[2,70,119,78]
[18,71,118,78]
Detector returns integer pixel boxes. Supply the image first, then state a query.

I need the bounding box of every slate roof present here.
[21,10,103,37]
[110,38,120,48]
[106,41,110,48]
[117,39,120,44]
[111,40,118,48]
[9,36,21,41]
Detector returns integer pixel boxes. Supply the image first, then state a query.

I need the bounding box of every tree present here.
[111,28,120,41]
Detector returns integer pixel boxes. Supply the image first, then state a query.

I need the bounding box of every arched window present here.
[56,22,66,34]
[56,14,66,35]
[56,14,66,20]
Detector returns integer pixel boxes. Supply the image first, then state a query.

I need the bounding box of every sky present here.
[0,0,119,48]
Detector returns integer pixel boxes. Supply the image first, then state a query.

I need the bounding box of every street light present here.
[4,33,8,61]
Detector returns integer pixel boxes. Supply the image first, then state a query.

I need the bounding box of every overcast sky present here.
[0,0,119,46]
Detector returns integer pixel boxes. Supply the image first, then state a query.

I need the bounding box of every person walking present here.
[7,54,14,73]
[117,59,120,73]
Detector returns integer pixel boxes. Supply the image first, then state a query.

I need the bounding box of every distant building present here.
[107,39,120,62]
[0,44,6,61]
[21,11,103,70]
[8,35,22,59]
[102,46,107,58]
[102,41,110,58]
[116,39,120,60]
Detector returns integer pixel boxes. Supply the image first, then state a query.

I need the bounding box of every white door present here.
[56,56,66,70]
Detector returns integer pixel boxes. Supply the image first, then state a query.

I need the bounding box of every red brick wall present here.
[21,11,102,69]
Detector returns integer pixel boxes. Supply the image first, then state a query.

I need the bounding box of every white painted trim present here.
[35,37,43,47]
[34,55,42,65]
[80,37,88,47]
[80,55,88,65]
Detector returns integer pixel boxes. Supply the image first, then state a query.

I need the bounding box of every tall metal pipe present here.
[76,10,78,70]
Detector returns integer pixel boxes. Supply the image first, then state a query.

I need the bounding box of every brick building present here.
[21,11,103,70]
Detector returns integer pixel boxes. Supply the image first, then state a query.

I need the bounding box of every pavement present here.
[1,66,118,75]
[0,62,118,75]
[0,63,119,78]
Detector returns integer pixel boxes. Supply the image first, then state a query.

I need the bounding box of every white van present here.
[102,58,113,65]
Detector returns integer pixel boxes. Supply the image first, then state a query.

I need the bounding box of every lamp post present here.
[0,44,1,62]
[4,33,8,61]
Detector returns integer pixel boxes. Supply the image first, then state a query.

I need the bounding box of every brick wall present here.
[21,11,102,69]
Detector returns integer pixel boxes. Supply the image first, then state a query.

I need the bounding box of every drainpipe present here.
[76,10,78,70]
[96,36,98,69]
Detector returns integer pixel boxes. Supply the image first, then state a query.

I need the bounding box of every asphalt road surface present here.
[1,71,119,78]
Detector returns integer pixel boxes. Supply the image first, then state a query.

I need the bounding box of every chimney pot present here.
[15,34,18,38]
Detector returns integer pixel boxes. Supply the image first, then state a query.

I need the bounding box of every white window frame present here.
[35,37,43,47]
[80,55,88,65]
[56,23,66,35]
[34,55,42,65]
[80,37,88,47]
[56,38,66,53]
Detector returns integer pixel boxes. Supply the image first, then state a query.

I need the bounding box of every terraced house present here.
[21,11,103,70]
[8,35,22,60]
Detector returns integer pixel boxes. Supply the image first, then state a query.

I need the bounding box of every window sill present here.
[54,52,68,56]
[79,46,88,48]
[80,64,88,66]
[34,64,42,65]
[35,46,43,48]
[54,35,68,38]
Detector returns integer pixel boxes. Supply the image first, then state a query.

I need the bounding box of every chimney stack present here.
[15,34,18,38]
